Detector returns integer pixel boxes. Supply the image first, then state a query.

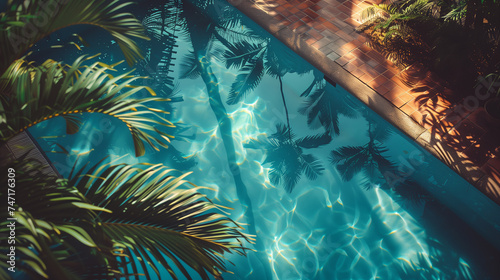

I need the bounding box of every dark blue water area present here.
[24,0,500,279]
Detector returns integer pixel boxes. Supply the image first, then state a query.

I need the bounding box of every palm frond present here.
[0,0,149,73]
[257,124,325,192]
[362,162,381,189]
[443,1,467,23]
[221,41,264,69]
[268,167,282,186]
[300,69,324,97]
[300,83,357,135]
[300,153,324,181]
[70,162,251,280]
[359,0,437,38]
[331,144,370,181]
[0,155,117,279]
[0,56,175,157]
[227,53,265,105]
[392,178,432,206]
[283,160,302,193]
[142,4,181,41]
[370,122,393,142]
[358,4,392,31]
[269,123,295,143]
[265,38,313,77]
[299,85,324,128]
[371,146,397,174]
[179,50,202,79]
[214,25,266,47]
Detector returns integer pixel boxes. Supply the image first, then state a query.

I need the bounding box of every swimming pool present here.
[24,0,500,279]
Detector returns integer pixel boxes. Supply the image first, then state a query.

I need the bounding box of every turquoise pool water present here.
[27,0,500,279]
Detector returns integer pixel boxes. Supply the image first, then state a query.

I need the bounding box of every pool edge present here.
[229,0,500,206]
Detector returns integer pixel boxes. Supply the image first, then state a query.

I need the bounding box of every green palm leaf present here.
[70,162,251,280]
[295,132,332,149]
[0,0,149,73]
[0,155,118,280]
[0,56,175,156]
[179,51,202,79]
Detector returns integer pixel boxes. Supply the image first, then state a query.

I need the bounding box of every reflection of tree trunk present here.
[278,76,292,142]
[197,52,273,280]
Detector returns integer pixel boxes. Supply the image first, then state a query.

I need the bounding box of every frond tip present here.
[70,162,252,280]
[0,0,149,73]
[0,56,175,157]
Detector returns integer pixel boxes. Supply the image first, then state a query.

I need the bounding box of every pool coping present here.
[229,0,500,206]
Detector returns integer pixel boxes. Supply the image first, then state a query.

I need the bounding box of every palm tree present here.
[245,124,328,193]
[0,0,149,74]
[0,1,251,278]
[0,0,177,157]
[0,56,175,157]
[141,1,275,278]
[0,155,250,279]
[330,131,394,190]
[218,22,320,141]
[330,120,431,204]
[299,81,358,136]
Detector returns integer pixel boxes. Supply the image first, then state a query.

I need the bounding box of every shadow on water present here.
[23,0,500,278]
[171,1,273,278]
[161,1,500,279]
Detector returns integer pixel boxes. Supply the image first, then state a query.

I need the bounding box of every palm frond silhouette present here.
[246,124,328,192]
[299,82,358,135]
[330,120,431,204]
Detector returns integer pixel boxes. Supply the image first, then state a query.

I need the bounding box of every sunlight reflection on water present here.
[25,1,492,277]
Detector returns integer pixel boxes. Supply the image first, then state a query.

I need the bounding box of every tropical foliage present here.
[0,156,250,279]
[0,56,174,157]
[357,0,437,68]
[0,0,149,73]
[358,0,500,91]
[1,0,250,279]
[0,0,177,157]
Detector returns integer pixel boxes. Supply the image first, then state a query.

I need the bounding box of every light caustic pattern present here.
[25,24,475,280]
[172,53,437,280]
